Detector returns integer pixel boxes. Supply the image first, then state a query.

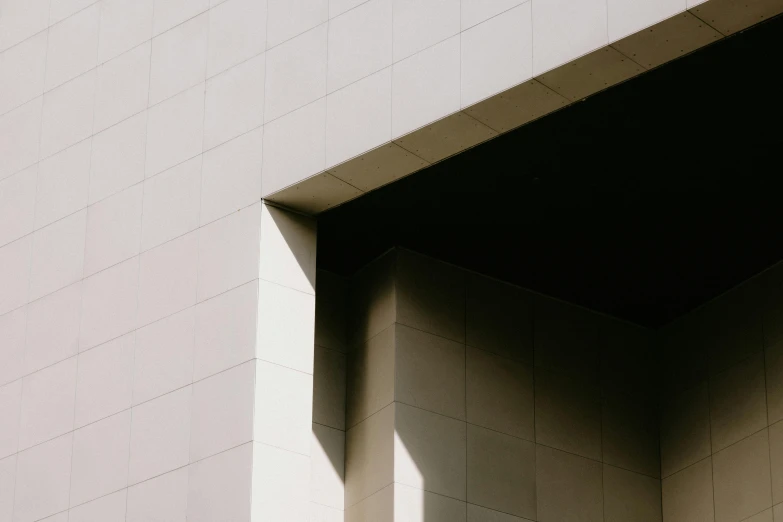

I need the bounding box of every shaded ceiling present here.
[317,14,783,329]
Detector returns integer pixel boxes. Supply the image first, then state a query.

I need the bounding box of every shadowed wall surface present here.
[310,248,783,522]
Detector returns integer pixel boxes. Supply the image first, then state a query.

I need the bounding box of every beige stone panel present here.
[394,403,467,501]
[467,424,536,520]
[713,429,772,522]
[396,249,466,343]
[467,504,533,522]
[349,250,397,346]
[393,482,467,522]
[603,465,662,522]
[700,285,764,376]
[346,325,395,428]
[534,295,601,381]
[315,270,348,354]
[535,368,602,461]
[709,352,767,452]
[600,317,657,401]
[659,313,709,398]
[345,403,394,507]
[313,346,347,431]
[345,484,393,522]
[466,346,534,441]
[661,457,714,522]
[745,509,773,522]
[395,324,466,420]
[767,421,783,504]
[602,390,660,478]
[660,382,711,478]
[466,273,534,364]
[766,338,783,425]
[536,445,603,522]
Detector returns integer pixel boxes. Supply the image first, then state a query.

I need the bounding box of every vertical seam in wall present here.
[463,269,468,505]
[531,295,538,517]
[260,0,271,198]
[389,0,395,141]
[706,376,718,519]
[762,318,775,508]
[11,1,54,515]
[598,321,605,522]
[323,16,330,172]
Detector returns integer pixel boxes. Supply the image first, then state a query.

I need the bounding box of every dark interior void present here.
[317,14,783,329]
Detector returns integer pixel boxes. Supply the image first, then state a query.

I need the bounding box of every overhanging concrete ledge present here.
[268,0,782,215]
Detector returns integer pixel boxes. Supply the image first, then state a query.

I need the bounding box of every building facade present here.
[1,0,783,521]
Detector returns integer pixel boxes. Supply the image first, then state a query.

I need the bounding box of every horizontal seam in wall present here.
[312,420,345,433]
[0,192,324,335]
[662,424,772,480]
[314,344,348,357]
[45,439,256,520]
[347,400,663,476]
[9,359,258,456]
[345,481,393,510]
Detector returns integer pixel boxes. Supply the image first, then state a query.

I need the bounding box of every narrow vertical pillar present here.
[251,202,318,521]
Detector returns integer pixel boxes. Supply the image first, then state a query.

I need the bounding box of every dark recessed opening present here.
[317,14,783,328]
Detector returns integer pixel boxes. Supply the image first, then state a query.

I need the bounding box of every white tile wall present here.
[144,83,205,178]
[393,0,460,62]
[0,31,46,116]
[207,0,267,77]
[73,333,134,428]
[93,42,150,133]
[267,0,328,49]
[326,67,392,169]
[69,411,131,506]
[18,357,77,450]
[24,282,81,374]
[0,166,36,247]
[136,231,199,327]
[200,127,263,225]
[203,53,266,150]
[97,0,154,63]
[34,140,91,230]
[83,183,143,276]
[0,0,719,516]
[0,98,42,182]
[40,70,96,160]
[0,0,704,206]
[140,157,201,251]
[0,307,27,385]
[44,4,100,91]
[264,23,328,124]
[326,0,392,93]
[392,36,461,139]
[189,361,255,461]
[128,386,191,485]
[149,13,208,106]
[133,308,195,405]
[89,111,147,204]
